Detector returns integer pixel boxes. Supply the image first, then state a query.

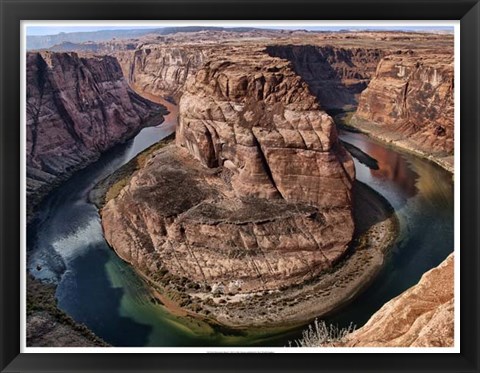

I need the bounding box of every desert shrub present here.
[289,319,356,347]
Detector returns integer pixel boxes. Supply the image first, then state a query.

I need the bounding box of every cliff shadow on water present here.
[56,247,152,347]
[328,128,453,331]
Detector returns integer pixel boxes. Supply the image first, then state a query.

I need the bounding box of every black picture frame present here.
[1,0,479,372]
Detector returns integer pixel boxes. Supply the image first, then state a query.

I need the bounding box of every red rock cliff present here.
[266,45,384,110]
[26,51,167,215]
[353,52,454,167]
[116,46,206,101]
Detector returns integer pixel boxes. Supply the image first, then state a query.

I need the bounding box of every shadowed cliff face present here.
[354,52,454,156]
[101,47,355,307]
[26,51,167,216]
[265,45,384,110]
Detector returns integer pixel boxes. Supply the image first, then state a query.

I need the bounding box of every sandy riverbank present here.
[349,116,454,174]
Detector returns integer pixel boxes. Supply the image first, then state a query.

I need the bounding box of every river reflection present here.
[340,130,419,206]
[365,142,419,199]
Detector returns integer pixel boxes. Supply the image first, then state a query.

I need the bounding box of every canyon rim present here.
[24,23,456,350]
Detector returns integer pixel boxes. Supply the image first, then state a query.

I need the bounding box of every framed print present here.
[1,0,479,372]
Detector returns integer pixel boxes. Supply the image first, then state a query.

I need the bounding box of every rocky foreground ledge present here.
[99,48,398,328]
[341,253,454,347]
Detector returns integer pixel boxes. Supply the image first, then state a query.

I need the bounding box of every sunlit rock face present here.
[343,254,454,347]
[102,47,355,298]
[117,43,384,111]
[26,51,166,215]
[116,46,207,101]
[354,52,454,155]
[177,51,355,208]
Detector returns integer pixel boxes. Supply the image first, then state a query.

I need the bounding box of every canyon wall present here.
[343,254,454,347]
[42,36,454,172]
[116,46,206,101]
[26,51,167,215]
[266,45,384,110]
[101,48,355,320]
[116,43,384,111]
[353,52,454,167]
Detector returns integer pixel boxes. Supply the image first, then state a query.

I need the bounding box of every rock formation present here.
[111,37,455,171]
[26,51,167,216]
[116,43,384,111]
[266,45,384,110]
[111,34,452,105]
[352,52,454,169]
[101,47,356,324]
[343,254,454,347]
[25,28,456,341]
[116,46,206,101]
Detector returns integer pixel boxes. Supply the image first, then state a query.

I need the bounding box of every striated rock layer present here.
[26,51,167,216]
[101,48,355,317]
[112,35,453,171]
[116,46,207,101]
[343,254,454,347]
[352,52,454,169]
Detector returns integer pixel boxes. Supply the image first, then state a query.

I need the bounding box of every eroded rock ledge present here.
[342,253,454,347]
[101,48,364,326]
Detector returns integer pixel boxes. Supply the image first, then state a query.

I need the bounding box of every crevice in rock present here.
[202,125,219,168]
[251,132,282,199]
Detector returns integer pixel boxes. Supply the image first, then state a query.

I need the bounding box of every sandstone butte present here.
[26,51,168,218]
[341,253,454,347]
[101,46,357,326]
